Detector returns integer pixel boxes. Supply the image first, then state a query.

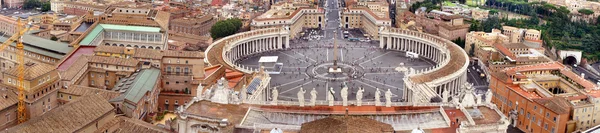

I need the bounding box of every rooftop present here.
[3,94,114,133]
[57,46,96,71]
[79,24,162,46]
[111,68,160,104]
[4,62,54,81]
[58,85,121,100]
[87,55,140,67]
[0,34,72,59]
[300,116,394,133]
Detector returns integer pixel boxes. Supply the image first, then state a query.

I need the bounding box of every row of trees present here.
[482,0,600,60]
[209,18,243,39]
[23,0,50,12]
[469,16,503,32]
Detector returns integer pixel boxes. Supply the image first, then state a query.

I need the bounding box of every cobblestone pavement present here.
[236,39,436,101]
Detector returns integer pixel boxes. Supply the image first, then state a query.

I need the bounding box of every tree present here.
[210,19,239,39]
[50,36,58,41]
[469,43,476,56]
[452,38,466,48]
[578,9,594,15]
[41,2,50,12]
[23,0,41,10]
[482,16,502,32]
[489,9,499,15]
[469,20,481,31]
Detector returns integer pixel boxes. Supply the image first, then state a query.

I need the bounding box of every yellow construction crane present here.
[0,18,33,123]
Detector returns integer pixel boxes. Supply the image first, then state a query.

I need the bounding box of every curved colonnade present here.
[379,27,469,103]
[205,27,468,104]
[205,28,290,73]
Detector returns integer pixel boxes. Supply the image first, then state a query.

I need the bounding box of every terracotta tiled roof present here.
[4,94,114,133]
[161,50,204,58]
[184,100,249,133]
[133,48,162,60]
[94,45,125,54]
[95,116,168,133]
[533,97,572,114]
[88,55,139,67]
[0,90,18,111]
[59,85,120,100]
[60,55,89,81]
[154,11,171,30]
[4,62,54,80]
[300,116,394,133]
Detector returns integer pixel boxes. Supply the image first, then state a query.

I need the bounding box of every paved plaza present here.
[236,39,436,101]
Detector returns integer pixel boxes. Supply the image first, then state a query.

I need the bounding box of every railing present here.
[205,27,288,74]
[244,99,455,107]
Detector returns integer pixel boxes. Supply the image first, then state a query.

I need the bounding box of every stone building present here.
[251,2,325,39]
[2,94,169,133]
[341,0,392,40]
[490,62,600,133]
[109,68,161,120]
[0,34,72,71]
[437,15,470,41]
[86,56,139,89]
[0,89,18,130]
[169,14,217,36]
[1,62,61,119]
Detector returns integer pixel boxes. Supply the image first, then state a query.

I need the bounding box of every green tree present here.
[210,20,237,39]
[482,16,502,32]
[452,38,465,48]
[228,18,243,31]
[469,44,476,56]
[469,20,481,31]
[50,36,58,41]
[41,2,50,12]
[23,0,41,10]
[489,9,499,15]
[578,9,594,15]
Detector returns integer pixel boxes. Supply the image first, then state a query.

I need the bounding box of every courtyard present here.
[235,38,436,102]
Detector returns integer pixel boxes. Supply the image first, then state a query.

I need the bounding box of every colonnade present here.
[379,28,469,103]
[226,36,287,62]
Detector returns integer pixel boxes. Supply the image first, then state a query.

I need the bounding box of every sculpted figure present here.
[356,87,365,106]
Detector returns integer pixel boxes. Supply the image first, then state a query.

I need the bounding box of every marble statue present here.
[298,87,306,107]
[271,88,278,105]
[240,85,247,102]
[375,88,381,106]
[327,87,335,106]
[211,77,231,104]
[476,94,483,105]
[442,88,449,103]
[460,84,476,107]
[385,89,392,107]
[485,90,493,104]
[310,88,317,106]
[356,87,365,106]
[341,83,348,106]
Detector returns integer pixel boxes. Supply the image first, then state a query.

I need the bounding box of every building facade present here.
[251,2,324,39]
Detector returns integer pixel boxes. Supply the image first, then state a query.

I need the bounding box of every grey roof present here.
[0,34,72,59]
[110,68,160,104]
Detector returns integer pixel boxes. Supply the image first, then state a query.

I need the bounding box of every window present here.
[60,94,63,98]
[554,117,557,122]
[91,73,94,77]
[527,112,530,119]
[176,81,179,84]
[91,80,95,86]
[166,82,169,85]
[68,96,72,100]
[544,123,548,130]
[175,100,178,105]
[165,100,169,104]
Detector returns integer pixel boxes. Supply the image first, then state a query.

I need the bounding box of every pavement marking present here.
[277,51,309,63]
[361,78,401,89]
[359,51,391,65]
[280,79,317,94]
[292,50,318,63]
[341,49,344,61]
[468,71,480,85]
[353,50,377,63]
[326,48,329,61]
[271,78,307,88]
